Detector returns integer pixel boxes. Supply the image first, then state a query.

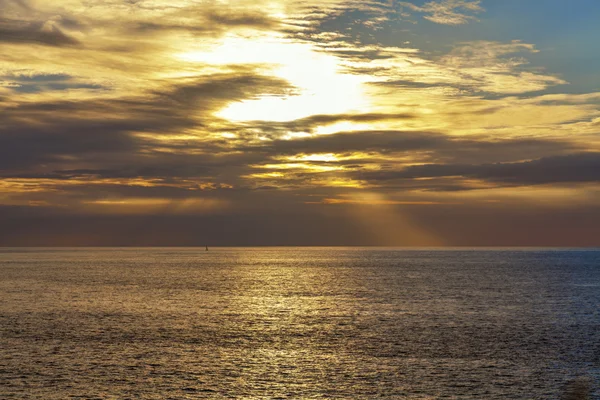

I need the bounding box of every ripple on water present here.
[0,247,599,398]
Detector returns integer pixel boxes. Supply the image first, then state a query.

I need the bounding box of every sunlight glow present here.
[314,122,373,135]
[178,33,372,122]
[81,198,229,214]
[278,153,368,162]
[254,163,343,172]
[282,153,339,162]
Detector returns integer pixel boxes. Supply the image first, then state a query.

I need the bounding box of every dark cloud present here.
[0,18,81,47]
[245,130,579,163]
[354,152,600,186]
[1,202,599,247]
[0,120,137,170]
[0,72,292,171]
[259,130,440,153]
[226,113,417,139]
[0,207,372,246]
[285,112,416,131]
[153,74,292,108]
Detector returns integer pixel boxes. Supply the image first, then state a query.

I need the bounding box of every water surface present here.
[1,248,599,398]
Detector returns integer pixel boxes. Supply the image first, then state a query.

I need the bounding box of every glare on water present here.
[1,247,599,398]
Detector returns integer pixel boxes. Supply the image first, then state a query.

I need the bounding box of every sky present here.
[1,0,599,246]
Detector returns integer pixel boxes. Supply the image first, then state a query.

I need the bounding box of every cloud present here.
[400,0,483,25]
[0,0,599,247]
[255,130,443,154]
[2,199,599,246]
[0,0,32,12]
[218,129,586,191]
[203,9,277,28]
[243,128,580,161]
[233,112,417,137]
[129,8,277,36]
[342,40,567,95]
[353,152,600,187]
[0,71,292,171]
[0,18,81,47]
[438,41,567,93]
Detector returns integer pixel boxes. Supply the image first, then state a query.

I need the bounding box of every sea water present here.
[1,247,599,398]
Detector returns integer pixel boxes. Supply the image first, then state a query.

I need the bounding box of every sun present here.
[177,32,372,122]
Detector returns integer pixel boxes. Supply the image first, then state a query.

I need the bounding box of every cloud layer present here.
[1,0,599,245]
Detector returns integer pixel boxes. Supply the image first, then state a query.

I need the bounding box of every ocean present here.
[1,247,599,398]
